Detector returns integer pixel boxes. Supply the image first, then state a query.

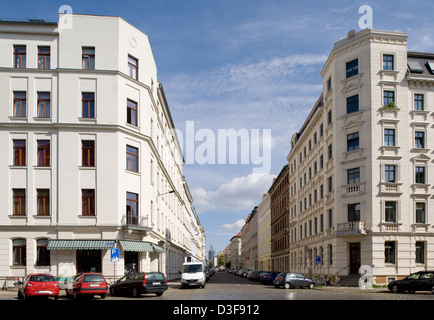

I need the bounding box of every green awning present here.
[47,239,116,250]
[119,240,164,253]
[151,243,165,253]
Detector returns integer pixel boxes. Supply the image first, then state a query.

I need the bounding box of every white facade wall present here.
[0,14,204,285]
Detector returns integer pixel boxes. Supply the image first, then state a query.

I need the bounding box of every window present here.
[82,47,95,70]
[385,241,396,264]
[37,140,50,166]
[127,99,138,126]
[13,239,26,266]
[328,209,332,228]
[328,245,333,265]
[415,131,425,149]
[383,91,395,107]
[327,176,333,193]
[328,144,333,160]
[385,165,396,183]
[348,203,360,222]
[82,140,95,167]
[383,54,394,71]
[415,167,425,184]
[346,95,359,114]
[13,189,26,216]
[82,189,95,216]
[385,201,397,222]
[82,93,95,118]
[327,110,332,125]
[38,46,50,69]
[126,192,138,225]
[128,55,138,80]
[126,145,138,172]
[347,132,359,151]
[37,92,51,118]
[416,203,426,224]
[36,239,50,266]
[414,94,424,111]
[415,242,425,264]
[13,140,26,166]
[14,45,26,68]
[37,189,50,216]
[346,59,358,78]
[13,91,27,117]
[347,168,360,185]
[384,129,395,147]
[327,77,332,92]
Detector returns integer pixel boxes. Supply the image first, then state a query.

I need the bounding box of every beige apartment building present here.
[286,28,434,285]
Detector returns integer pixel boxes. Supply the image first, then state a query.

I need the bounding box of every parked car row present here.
[229,269,278,286]
[229,268,315,289]
[17,271,168,300]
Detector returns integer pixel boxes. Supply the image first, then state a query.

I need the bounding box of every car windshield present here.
[29,275,55,282]
[183,264,202,273]
[83,274,105,283]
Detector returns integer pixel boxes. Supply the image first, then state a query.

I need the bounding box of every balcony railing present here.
[121,214,151,231]
[335,221,366,236]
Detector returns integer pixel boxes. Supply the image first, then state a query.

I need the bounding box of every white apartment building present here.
[0,14,205,285]
[287,28,434,285]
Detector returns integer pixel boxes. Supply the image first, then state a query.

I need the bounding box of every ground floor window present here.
[385,241,396,264]
[415,241,425,264]
[76,250,101,273]
[36,239,50,266]
[13,239,26,266]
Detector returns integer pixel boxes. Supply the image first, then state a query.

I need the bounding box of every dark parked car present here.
[110,272,168,297]
[388,271,434,294]
[273,272,287,288]
[66,273,108,299]
[274,272,315,289]
[260,272,278,285]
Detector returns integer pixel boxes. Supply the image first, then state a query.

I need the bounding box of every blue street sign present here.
[110,248,119,262]
[315,256,321,265]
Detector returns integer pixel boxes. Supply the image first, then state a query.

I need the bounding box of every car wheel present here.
[431,285,434,294]
[156,292,163,296]
[284,282,291,289]
[132,288,139,298]
[308,283,315,289]
[391,284,400,293]
[100,294,106,299]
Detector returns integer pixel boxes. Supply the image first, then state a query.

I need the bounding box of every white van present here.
[181,261,207,288]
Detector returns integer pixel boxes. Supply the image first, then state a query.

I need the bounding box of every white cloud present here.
[191,173,275,214]
[221,219,245,233]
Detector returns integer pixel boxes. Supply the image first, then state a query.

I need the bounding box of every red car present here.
[66,273,108,299]
[17,273,60,300]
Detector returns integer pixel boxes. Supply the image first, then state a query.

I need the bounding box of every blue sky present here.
[4,0,434,255]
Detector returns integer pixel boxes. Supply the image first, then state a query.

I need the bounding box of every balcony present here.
[121,214,151,232]
[335,221,367,236]
[344,182,364,197]
[380,183,402,195]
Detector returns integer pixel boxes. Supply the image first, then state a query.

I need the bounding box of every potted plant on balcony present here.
[383,101,397,110]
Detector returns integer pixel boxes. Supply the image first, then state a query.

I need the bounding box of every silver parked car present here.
[280,272,315,289]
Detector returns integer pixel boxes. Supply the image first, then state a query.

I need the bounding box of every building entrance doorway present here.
[76,250,102,273]
[349,242,361,274]
[125,251,139,272]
